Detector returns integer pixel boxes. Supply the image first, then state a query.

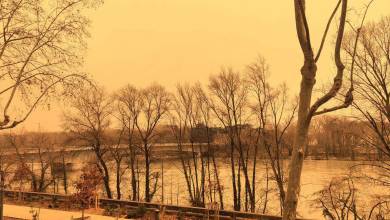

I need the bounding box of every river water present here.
[60,153,380,220]
[11,147,385,219]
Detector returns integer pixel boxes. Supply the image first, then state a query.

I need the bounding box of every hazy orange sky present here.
[21,0,389,131]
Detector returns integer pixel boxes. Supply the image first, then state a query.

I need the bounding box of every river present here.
[10,147,385,219]
[60,153,380,219]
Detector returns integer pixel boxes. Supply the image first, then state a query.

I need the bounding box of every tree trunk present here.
[283,59,316,220]
[206,148,213,203]
[116,162,121,200]
[206,126,224,209]
[97,154,112,199]
[130,167,137,200]
[199,144,206,207]
[129,146,137,201]
[144,143,151,202]
[0,171,4,220]
[237,157,242,211]
[212,152,224,209]
[103,175,112,199]
[237,146,255,212]
[252,142,258,213]
[229,141,239,211]
[137,159,140,201]
[262,163,269,214]
[178,144,195,203]
[62,155,68,194]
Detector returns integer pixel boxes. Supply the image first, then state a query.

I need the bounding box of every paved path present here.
[4,204,126,220]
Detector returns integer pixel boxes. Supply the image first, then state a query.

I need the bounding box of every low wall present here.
[3,190,304,220]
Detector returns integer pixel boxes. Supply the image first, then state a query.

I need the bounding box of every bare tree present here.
[63,86,113,198]
[193,84,224,209]
[115,84,141,201]
[284,1,373,219]
[106,128,128,200]
[0,146,15,219]
[6,131,57,193]
[208,68,258,211]
[247,57,296,214]
[0,1,99,216]
[169,83,207,207]
[134,84,170,202]
[344,16,390,155]
[341,15,390,195]
[267,85,296,214]
[313,175,389,220]
[0,0,100,130]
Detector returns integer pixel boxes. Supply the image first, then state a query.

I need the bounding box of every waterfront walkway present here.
[4,204,125,220]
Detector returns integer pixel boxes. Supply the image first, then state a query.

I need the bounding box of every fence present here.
[3,190,306,220]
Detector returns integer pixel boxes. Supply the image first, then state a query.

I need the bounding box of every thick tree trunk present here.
[283,60,316,220]
[96,153,112,199]
[0,171,4,220]
[103,174,112,199]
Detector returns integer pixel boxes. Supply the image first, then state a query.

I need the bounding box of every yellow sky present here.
[20,0,390,131]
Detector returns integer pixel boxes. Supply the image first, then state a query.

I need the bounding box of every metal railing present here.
[3,190,306,220]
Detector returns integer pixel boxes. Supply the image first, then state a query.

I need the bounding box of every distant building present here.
[190,123,223,143]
